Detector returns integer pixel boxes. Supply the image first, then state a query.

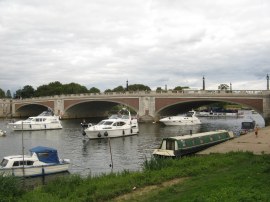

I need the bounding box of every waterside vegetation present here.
[1,152,270,201]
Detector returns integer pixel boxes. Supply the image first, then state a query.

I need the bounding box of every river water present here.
[0,110,265,177]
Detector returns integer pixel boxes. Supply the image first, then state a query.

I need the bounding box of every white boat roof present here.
[3,155,33,161]
[165,130,228,140]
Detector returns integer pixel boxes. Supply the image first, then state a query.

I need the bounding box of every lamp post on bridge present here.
[126,80,129,91]
[267,74,269,90]
[202,76,205,90]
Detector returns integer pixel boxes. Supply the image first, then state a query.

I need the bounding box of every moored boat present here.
[153,130,234,158]
[9,109,62,131]
[0,129,6,137]
[84,108,139,139]
[159,110,201,126]
[0,146,70,177]
[240,121,256,135]
[196,109,244,118]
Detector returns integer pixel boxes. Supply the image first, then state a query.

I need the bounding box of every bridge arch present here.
[62,99,139,119]
[155,98,264,120]
[13,104,49,118]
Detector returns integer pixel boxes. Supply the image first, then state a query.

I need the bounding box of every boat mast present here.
[21,121,25,178]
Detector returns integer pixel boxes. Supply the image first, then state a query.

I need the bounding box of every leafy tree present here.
[156,87,162,92]
[21,85,35,98]
[113,85,125,92]
[174,86,189,91]
[0,88,5,98]
[218,84,229,90]
[63,83,88,94]
[89,87,100,93]
[104,89,112,93]
[14,89,22,99]
[35,81,63,96]
[128,84,151,91]
[6,90,12,98]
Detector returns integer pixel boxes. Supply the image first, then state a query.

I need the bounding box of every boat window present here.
[200,138,204,144]
[13,161,19,167]
[166,140,175,150]
[103,121,113,126]
[27,161,34,165]
[43,118,46,122]
[181,140,186,147]
[97,121,105,125]
[0,159,9,167]
[37,152,49,158]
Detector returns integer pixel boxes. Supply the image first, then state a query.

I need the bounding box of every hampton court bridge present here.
[1,90,270,125]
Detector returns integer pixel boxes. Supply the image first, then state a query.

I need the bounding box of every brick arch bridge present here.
[8,90,270,125]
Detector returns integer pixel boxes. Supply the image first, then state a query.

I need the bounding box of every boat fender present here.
[131,128,133,134]
[122,130,125,135]
[97,132,101,137]
[82,131,86,136]
[29,124,31,129]
[104,131,108,136]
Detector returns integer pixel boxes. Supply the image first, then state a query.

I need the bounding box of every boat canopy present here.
[30,146,60,164]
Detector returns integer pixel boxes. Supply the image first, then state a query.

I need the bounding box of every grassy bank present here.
[1,152,270,201]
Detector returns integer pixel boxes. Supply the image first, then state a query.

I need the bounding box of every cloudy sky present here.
[0,0,270,93]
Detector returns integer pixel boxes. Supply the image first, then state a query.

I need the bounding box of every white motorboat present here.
[159,110,201,126]
[196,109,244,118]
[0,146,70,177]
[9,109,62,131]
[84,108,139,139]
[0,129,6,137]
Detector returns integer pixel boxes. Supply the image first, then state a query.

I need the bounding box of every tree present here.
[218,84,229,91]
[104,89,112,93]
[174,86,189,91]
[156,87,162,92]
[113,85,125,92]
[89,87,100,93]
[14,89,22,99]
[0,88,5,98]
[6,90,12,98]
[63,83,88,94]
[21,85,35,98]
[128,84,151,91]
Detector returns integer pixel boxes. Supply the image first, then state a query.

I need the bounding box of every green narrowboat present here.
[153,130,234,158]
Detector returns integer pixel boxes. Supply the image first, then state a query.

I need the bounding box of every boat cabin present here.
[153,130,234,158]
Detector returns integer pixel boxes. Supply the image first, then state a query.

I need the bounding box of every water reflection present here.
[0,110,265,177]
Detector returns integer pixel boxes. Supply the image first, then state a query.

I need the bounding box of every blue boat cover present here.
[30,146,60,164]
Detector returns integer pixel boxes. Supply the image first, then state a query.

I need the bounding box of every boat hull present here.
[160,120,201,126]
[0,163,70,177]
[85,127,139,139]
[9,123,62,131]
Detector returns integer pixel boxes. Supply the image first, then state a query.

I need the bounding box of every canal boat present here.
[153,130,234,158]
[196,109,244,118]
[83,108,139,139]
[0,146,70,177]
[9,109,62,131]
[240,121,256,135]
[159,110,201,126]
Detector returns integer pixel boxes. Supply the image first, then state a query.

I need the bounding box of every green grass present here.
[1,152,270,202]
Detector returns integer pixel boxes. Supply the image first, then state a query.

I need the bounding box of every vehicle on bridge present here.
[153,130,234,158]
[83,108,139,139]
[159,110,201,126]
[9,109,62,131]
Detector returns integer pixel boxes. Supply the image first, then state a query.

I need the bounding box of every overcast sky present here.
[0,0,269,93]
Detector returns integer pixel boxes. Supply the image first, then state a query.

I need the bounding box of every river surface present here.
[0,110,265,177]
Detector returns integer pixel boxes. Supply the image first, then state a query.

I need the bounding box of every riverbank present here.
[2,152,270,201]
[198,126,270,155]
